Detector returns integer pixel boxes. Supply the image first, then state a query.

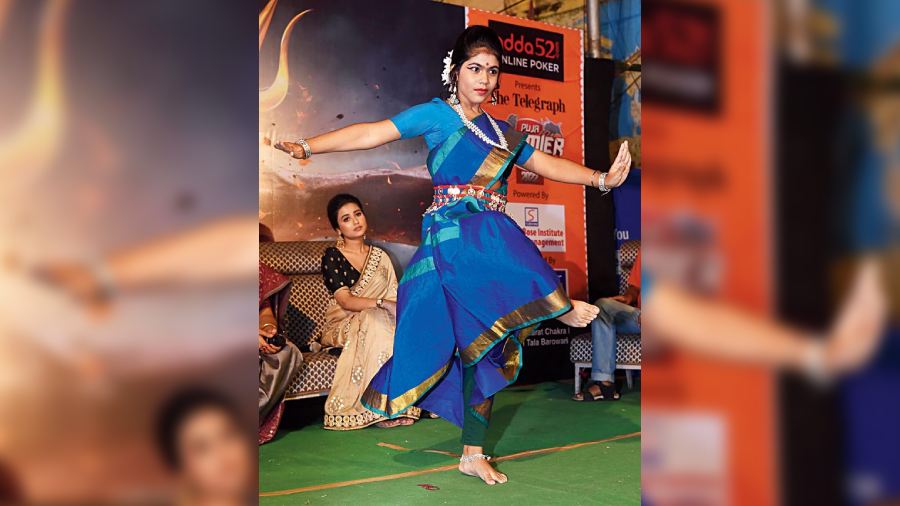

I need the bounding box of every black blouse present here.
[321,247,361,294]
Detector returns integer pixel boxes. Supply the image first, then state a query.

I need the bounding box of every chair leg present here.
[625,369,633,390]
[574,365,581,395]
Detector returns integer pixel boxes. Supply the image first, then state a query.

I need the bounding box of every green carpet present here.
[259,381,640,504]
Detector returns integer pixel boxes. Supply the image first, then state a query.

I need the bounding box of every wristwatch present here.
[376,298,384,309]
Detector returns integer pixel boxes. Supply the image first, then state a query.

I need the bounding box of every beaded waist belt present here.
[424,184,508,214]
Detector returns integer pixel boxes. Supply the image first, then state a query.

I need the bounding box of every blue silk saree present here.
[361,98,572,427]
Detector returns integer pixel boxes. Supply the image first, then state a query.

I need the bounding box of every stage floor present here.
[259,381,641,504]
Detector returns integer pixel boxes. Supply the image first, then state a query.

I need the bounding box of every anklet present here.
[460,453,492,463]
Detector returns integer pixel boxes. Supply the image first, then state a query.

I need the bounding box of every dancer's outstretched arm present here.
[275,120,401,156]
[643,258,887,380]
[521,140,632,189]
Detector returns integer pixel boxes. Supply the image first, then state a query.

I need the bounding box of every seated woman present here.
[259,260,303,444]
[320,194,421,430]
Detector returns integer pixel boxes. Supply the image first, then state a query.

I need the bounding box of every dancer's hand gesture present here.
[274,141,308,160]
[605,140,632,188]
[822,258,887,376]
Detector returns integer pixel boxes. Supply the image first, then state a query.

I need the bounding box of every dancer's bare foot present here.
[458,446,507,485]
[557,300,600,328]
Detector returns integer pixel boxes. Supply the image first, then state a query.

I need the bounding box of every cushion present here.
[281,273,331,347]
[285,351,338,399]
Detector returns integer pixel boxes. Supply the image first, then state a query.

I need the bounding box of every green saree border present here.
[428,127,467,177]
[469,398,493,426]
[399,256,436,285]
[486,131,529,189]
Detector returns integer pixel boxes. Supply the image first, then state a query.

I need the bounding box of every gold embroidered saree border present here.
[360,362,450,417]
[460,286,571,365]
[468,126,527,188]
[470,397,494,423]
[323,406,422,431]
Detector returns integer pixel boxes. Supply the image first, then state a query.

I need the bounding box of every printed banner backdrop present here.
[260,1,587,382]
[468,9,587,381]
[642,0,775,505]
[601,0,642,247]
[813,1,900,501]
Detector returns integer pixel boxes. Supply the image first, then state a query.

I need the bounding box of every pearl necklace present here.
[451,102,509,151]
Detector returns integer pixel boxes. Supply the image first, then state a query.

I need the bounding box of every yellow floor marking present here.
[260,431,640,497]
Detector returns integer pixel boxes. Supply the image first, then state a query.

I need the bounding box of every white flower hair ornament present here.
[441,49,454,86]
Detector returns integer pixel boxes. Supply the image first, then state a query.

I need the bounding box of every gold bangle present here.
[261,323,277,332]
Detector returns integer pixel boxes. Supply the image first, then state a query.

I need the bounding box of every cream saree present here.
[321,246,421,430]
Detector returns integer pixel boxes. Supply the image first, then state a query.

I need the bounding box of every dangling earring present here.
[449,82,460,105]
[336,232,345,249]
[490,90,498,105]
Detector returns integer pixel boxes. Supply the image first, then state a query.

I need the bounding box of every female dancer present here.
[276,26,631,485]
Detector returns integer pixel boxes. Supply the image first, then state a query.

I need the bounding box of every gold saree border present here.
[461,286,571,365]
[498,337,522,382]
[361,361,450,417]
[495,323,539,383]
[471,397,494,423]
[469,147,509,187]
[348,245,380,296]
[468,127,527,188]
[323,406,422,431]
